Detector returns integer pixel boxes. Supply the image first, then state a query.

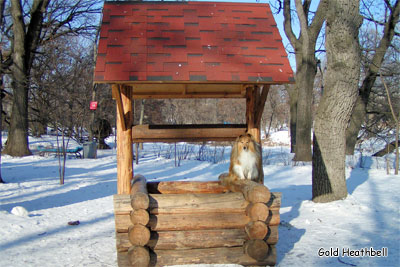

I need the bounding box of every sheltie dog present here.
[227,133,263,184]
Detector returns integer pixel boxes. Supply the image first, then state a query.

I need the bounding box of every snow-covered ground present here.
[0,131,399,267]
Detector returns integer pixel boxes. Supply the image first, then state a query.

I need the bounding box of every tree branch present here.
[359,0,400,104]
[283,0,300,50]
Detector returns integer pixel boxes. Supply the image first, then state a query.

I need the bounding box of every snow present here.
[0,132,399,267]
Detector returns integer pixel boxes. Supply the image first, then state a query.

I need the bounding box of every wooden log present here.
[113,194,132,215]
[117,251,131,267]
[267,209,280,226]
[148,213,251,231]
[147,181,229,194]
[117,226,279,252]
[116,210,280,232]
[219,177,271,203]
[266,225,279,245]
[116,232,131,252]
[246,202,269,221]
[267,192,282,210]
[130,209,149,226]
[150,246,276,266]
[115,214,131,233]
[148,192,248,214]
[130,175,149,209]
[148,229,246,250]
[131,192,149,210]
[113,191,281,215]
[128,246,150,267]
[128,224,150,246]
[244,239,269,261]
[245,221,268,240]
[131,174,147,195]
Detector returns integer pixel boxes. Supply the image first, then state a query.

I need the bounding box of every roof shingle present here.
[94,1,294,84]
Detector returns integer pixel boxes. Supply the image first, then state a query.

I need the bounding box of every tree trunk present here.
[0,0,5,182]
[312,0,362,203]
[286,84,297,153]
[345,97,365,155]
[3,0,50,156]
[3,0,31,156]
[293,53,316,161]
[283,0,328,161]
[0,74,4,183]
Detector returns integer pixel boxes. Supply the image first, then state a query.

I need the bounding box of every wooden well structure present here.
[94,1,294,266]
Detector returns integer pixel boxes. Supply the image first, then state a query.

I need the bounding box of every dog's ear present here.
[246,133,253,139]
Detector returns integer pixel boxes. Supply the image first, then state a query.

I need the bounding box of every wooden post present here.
[114,84,133,194]
[246,85,270,143]
[246,85,270,184]
[246,86,258,142]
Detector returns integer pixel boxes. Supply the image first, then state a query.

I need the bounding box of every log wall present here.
[113,176,281,267]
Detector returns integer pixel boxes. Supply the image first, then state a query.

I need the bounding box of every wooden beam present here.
[132,124,247,143]
[112,84,126,131]
[131,93,245,99]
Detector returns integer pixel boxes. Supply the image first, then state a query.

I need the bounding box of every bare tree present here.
[281,0,328,161]
[1,0,102,156]
[0,0,6,183]
[345,0,400,155]
[380,73,399,174]
[312,0,362,202]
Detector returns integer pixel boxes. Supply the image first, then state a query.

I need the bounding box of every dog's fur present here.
[226,133,263,184]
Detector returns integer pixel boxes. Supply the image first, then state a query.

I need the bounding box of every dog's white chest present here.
[233,150,258,180]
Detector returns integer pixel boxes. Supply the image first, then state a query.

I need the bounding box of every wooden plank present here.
[147,181,229,194]
[132,124,247,142]
[150,246,276,266]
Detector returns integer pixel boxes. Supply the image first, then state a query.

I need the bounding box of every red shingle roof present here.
[94,1,294,84]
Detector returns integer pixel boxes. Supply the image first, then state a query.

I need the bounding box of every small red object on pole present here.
[90,101,98,110]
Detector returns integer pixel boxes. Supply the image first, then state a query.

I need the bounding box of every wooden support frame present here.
[112,83,270,194]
